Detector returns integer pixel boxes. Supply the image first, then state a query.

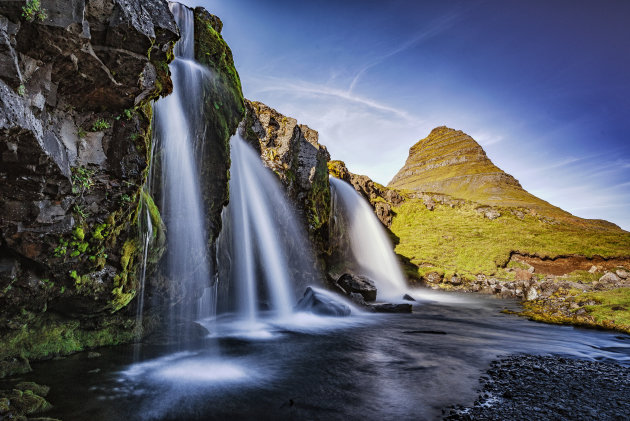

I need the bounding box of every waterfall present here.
[218,134,318,323]
[140,3,331,340]
[135,204,153,334]
[151,3,215,335]
[329,177,408,300]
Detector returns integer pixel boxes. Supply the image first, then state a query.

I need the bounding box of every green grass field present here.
[390,198,630,279]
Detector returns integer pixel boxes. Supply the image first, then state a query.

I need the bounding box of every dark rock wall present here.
[0,0,178,369]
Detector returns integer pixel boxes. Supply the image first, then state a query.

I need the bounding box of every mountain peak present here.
[388,127,559,212]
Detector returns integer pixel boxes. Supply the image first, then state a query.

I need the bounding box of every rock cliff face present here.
[0,0,178,366]
[240,100,331,254]
[328,160,403,227]
[0,1,243,372]
[388,126,562,213]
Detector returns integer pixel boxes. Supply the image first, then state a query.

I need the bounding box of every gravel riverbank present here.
[444,354,630,420]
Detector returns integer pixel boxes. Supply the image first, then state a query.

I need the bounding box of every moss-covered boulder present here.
[0,382,52,418]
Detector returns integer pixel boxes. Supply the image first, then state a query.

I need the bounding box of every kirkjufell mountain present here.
[388,126,621,228]
[389,126,538,208]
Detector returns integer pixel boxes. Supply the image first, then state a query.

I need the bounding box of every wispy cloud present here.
[518,156,589,175]
[347,12,462,93]
[471,132,504,147]
[247,76,420,123]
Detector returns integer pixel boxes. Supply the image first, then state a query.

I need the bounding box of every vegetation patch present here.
[390,198,630,279]
[91,118,110,131]
[22,0,47,22]
[521,288,630,334]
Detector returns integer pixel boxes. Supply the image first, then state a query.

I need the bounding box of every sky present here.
[184,0,630,231]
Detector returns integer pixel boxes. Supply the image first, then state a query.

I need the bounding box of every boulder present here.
[599,272,620,284]
[349,292,367,306]
[425,272,442,283]
[515,269,533,281]
[616,269,629,279]
[337,273,377,301]
[295,287,351,317]
[476,207,501,220]
[368,303,412,313]
[450,276,462,286]
[526,287,539,301]
[402,294,416,302]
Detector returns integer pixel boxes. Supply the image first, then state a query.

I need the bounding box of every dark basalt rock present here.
[191,6,245,250]
[337,273,377,302]
[0,0,181,368]
[295,287,351,317]
[368,303,412,313]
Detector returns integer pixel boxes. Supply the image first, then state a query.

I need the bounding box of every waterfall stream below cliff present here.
[329,177,408,300]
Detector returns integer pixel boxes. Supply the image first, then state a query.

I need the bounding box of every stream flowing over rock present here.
[0,0,243,374]
[240,100,331,256]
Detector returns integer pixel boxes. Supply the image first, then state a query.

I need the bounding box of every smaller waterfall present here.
[329,177,407,300]
[220,134,319,323]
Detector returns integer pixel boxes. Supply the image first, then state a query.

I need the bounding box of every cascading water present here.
[151,3,215,334]
[218,134,320,324]
[329,177,408,300]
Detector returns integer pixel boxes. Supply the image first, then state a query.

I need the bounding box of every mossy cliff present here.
[329,130,630,333]
[0,0,195,374]
[192,7,244,247]
[240,100,331,256]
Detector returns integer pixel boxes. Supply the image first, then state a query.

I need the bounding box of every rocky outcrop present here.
[328,160,403,227]
[0,381,53,419]
[0,0,180,371]
[240,100,331,253]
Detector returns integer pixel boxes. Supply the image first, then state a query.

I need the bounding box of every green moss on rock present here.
[0,314,138,362]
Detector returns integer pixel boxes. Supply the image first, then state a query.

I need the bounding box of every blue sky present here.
[184,0,630,230]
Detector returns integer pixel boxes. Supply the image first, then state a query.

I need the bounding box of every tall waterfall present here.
[329,177,407,300]
[151,3,215,331]
[218,135,319,323]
